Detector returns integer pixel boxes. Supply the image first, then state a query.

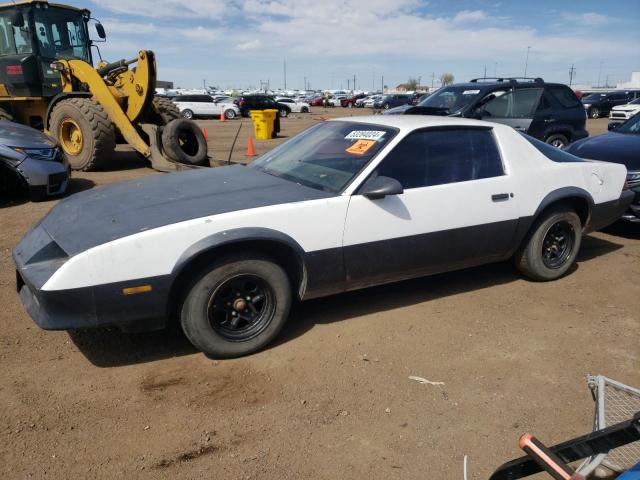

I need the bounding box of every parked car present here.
[275,97,311,113]
[581,90,640,119]
[341,93,366,108]
[328,95,347,107]
[172,94,240,120]
[355,96,371,108]
[373,94,411,110]
[564,113,640,222]
[0,121,69,201]
[388,78,588,148]
[236,95,292,118]
[13,116,631,358]
[609,98,640,121]
[363,95,382,108]
[309,96,325,107]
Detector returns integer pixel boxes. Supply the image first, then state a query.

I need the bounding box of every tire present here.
[180,255,292,358]
[383,103,390,110]
[224,109,236,120]
[161,118,207,165]
[0,106,14,121]
[589,107,600,119]
[279,108,288,118]
[182,109,194,119]
[301,107,309,113]
[49,98,116,171]
[545,134,569,148]
[152,96,181,123]
[514,209,582,281]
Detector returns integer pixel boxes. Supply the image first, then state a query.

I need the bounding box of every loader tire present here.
[49,98,115,171]
[161,119,207,165]
[153,96,181,123]
[0,107,14,121]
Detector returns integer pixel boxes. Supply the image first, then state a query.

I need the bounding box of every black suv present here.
[581,90,640,119]
[235,95,292,118]
[389,78,588,147]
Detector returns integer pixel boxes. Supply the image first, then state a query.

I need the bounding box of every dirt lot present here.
[1,111,638,479]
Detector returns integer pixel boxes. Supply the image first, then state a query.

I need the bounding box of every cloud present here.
[91,0,232,20]
[569,12,609,26]
[452,10,488,24]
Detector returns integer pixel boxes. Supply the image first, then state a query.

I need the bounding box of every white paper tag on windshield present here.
[345,130,386,140]
[462,89,480,95]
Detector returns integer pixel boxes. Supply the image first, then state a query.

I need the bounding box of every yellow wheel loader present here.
[0,1,208,171]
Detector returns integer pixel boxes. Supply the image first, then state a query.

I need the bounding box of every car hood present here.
[382,104,414,115]
[38,165,333,255]
[0,120,56,149]
[564,132,640,171]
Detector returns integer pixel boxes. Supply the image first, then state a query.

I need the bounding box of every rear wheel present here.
[383,103,390,110]
[545,134,569,148]
[49,98,116,171]
[152,96,181,123]
[279,108,289,118]
[224,109,236,120]
[590,107,600,119]
[180,256,292,358]
[514,209,582,281]
[182,109,194,119]
[301,106,309,113]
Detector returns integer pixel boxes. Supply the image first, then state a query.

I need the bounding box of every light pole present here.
[524,46,531,77]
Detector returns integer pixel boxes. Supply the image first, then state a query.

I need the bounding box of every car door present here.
[481,88,544,134]
[342,127,520,288]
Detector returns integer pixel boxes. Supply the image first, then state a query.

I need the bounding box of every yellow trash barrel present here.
[250,109,278,140]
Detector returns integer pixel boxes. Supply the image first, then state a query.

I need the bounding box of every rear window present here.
[548,86,582,108]
[520,133,585,162]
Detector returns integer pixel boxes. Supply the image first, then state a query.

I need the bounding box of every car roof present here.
[329,115,504,132]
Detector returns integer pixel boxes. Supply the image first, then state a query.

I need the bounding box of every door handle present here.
[492,193,510,201]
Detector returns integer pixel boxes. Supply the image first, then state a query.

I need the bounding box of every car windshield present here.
[617,114,640,134]
[250,121,398,193]
[417,86,485,114]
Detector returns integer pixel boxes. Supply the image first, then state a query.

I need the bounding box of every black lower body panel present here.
[586,191,635,232]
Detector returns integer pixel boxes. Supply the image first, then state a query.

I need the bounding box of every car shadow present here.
[602,221,640,240]
[66,177,95,195]
[68,325,196,368]
[68,234,624,367]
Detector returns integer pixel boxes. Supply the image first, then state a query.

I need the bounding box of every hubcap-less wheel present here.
[550,138,565,148]
[541,221,574,269]
[207,275,275,342]
[59,118,83,155]
[590,108,600,119]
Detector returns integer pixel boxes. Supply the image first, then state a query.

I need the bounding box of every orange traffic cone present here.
[219,111,225,122]
[246,136,257,157]
[202,127,208,141]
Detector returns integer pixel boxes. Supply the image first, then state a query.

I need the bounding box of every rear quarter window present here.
[521,133,585,162]
[548,86,582,108]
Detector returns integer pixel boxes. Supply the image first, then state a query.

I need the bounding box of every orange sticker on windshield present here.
[345,139,376,155]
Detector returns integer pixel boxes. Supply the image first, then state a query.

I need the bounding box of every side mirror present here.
[10,10,24,28]
[360,176,404,200]
[608,122,620,131]
[95,23,106,39]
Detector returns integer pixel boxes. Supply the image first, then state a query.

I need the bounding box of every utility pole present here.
[381,75,384,93]
[347,79,350,90]
[597,61,603,87]
[283,58,287,90]
[353,74,356,91]
[418,75,422,89]
[524,46,531,77]
[483,65,487,79]
[430,72,435,88]
[569,64,576,86]
[303,76,307,91]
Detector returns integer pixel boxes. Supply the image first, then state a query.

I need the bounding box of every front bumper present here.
[16,156,69,199]
[586,190,636,232]
[13,225,171,333]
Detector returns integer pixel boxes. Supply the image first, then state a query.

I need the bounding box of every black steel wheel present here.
[207,274,275,342]
[514,208,582,281]
[541,221,575,269]
[180,255,292,358]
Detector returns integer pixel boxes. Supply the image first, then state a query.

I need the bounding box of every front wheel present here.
[180,256,292,358]
[514,209,582,281]
[383,103,390,110]
[300,106,309,113]
[182,109,194,119]
[589,107,600,119]
[224,109,236,120]
[279,108,289,118]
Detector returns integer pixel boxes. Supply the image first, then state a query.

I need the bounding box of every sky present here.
[65,0,640,90]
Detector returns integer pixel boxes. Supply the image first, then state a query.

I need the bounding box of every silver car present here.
[0,121,69,201]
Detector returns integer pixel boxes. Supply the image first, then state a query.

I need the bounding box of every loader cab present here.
[0,2,94,98]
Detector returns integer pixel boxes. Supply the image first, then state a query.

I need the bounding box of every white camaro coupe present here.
[14,116,633,357]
